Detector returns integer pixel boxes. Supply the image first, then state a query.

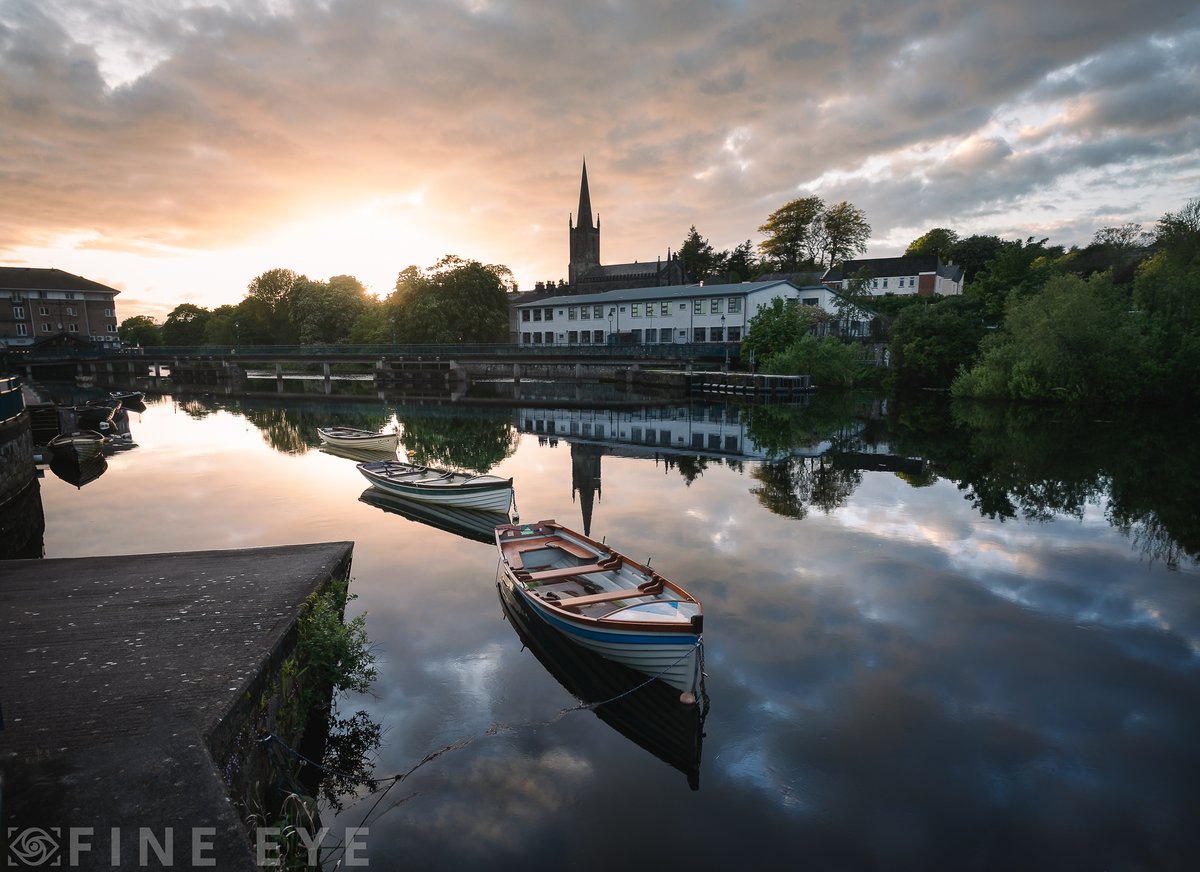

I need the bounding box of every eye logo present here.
[6,828,61,867]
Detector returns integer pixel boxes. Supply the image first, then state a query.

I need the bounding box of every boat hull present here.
[48,431,107,462]
[495,520,704,702]
[317,427,400,453]
[358,461,513,513]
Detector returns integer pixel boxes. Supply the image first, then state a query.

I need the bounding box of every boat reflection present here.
[497,579,706,790]
[49,452,108,489]
[318,443,399,463]
[358,487,509,545]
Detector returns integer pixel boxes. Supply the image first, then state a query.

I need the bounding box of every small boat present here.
[359,487,509,544]
[48,430,107,461]
[495,520,704,704]
[73,400,119,432]
[498,579,705,789]
[316,426,399,453]
[358,460,513,513]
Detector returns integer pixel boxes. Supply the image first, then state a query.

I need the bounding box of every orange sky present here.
[2,0,1197,321]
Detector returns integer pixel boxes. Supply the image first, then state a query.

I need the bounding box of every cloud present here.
[2,0,1199,309]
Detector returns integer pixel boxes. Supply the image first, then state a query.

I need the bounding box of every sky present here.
[2,0,1198,322]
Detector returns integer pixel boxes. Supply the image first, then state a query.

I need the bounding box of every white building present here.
[513,279,871,347]
[821,255,964,297]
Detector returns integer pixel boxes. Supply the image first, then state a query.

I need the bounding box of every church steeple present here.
[568,158,601,285]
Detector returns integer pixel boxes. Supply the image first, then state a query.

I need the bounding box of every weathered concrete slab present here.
[0,542,354,870]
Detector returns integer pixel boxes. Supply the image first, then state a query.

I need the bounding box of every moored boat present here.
[495,519,704,704]
[73,400,119,433]
[497,579,705,788]
[358,460,513,513]
[48,430,107,461]
[316,426,399,453]
[49,452,108,488]
[109,390,146,411]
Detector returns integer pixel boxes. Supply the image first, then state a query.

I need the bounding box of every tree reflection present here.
[399,408,518,472]
[750,456,862,518]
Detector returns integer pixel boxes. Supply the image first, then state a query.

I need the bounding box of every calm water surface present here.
[32,390,1200,870]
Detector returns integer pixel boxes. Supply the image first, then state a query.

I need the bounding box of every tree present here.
[966,237,1063,325]
[160,303,212,346]
[679,226,721,282]
[758,196,825,272]
[743,296,823,360]
[725,240,759,282]
[948,234,1006,284]
[906,228,959,261]
[888,296,987,391]
[247,268,299,312]
[390,255,511,343]
[118,315,161,346]
[287,275,372,345]
[1154,197,1200,263]
[832,268,875,335]
[820,201,871,267]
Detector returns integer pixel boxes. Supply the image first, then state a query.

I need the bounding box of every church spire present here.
[577,159,594,230]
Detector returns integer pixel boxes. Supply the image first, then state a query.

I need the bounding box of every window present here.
[645,329,655,344]
[522,332,531,343]
[568,330,579,343]
[909,277,916,287]
[41,323,51,332]
[66,306,77,316]
[677,330,687,341]
[694,300,703,315]
[15,323,27,336]
[631,303,641,317]
[522,310,531,321]
[544,331,553,343]
[710,326,725,342]
[66,292,77,299]
[103,308,113,317]
[12,306,23,319]
[871,279,878,289]
[580,306,590,320]
[68,323,79,332]
[595,423,605,438]
[580,331,591,344]
[679,302,687,310]
[544,308,554,321]
[802,297,818,306]
[693,327,705,342]
[710,298,723,314]
[568,307,577,320]
[531,332,541,344]
[106,324,117,334]
[658,328,671,342]
[728,297,742,313]
[728,326,742,342]
[631,329,643,343]
[10,293,22,302]
[594,306,603,318]
[533,309,542,321]
[593,330,603,344]
[882,278,888,289]
[660,302,669,316]
[39,306,49,316]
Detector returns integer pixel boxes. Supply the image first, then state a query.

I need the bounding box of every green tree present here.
[1154,197,1200,263]
[965,237,1064,325]
[820,201,871,267]
[247,268,303,343]
[679,226,721,282]
[203,304,240,346]
[725,240,759,282]
[160,303,212,346]
[906,228,959,261]
[390,256,511,343]
[948,234,1006,284]
[118,315,161,346]
[742,296,823,360]
[286,275,372,346]
[764,335,865,388]
[888,296,987,390]
[758,196,825,272]
[952,272,1147,402]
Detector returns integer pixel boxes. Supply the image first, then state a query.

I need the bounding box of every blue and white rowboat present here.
[496,519,704,704]
[358,459,514,513]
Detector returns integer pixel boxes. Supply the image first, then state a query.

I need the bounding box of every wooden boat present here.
[73,400,119,433]
[358,460,513,513]
[109,390,146,411]
[498,579,704,788]
[48,430,107,461]
[358,487,510,544]
[495,519,704,704]
[316,426,399,453]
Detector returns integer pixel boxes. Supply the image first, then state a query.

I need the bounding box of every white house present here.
[821,255,964,297]
[512,279,872,347]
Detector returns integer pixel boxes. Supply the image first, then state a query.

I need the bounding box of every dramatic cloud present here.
[1,0,1197,312]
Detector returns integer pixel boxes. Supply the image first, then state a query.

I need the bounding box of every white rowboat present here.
[357,460,514,513]
[316,427,399,453]
[495,519,704,704]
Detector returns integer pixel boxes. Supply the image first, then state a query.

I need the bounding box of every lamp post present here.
[234,321,240,348]
[721,314,729,370]
[608,313,613,347]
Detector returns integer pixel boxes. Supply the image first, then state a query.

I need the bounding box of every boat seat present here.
[502,537,598,570]
[526,562,611,582]
[550,587,649,609]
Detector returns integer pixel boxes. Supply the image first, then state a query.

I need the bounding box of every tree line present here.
[741,197,1200,406]
[119,255,515,347]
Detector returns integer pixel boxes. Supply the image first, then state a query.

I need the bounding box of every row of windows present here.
[6,291,83,302]
[520,325,742,345]
[11,323,117,336]
[842,277,918,290]
[524,418,742,453]
[525,296,746,323]
[10,305,113,319]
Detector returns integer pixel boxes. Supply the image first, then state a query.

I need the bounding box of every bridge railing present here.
[17,342,742,362]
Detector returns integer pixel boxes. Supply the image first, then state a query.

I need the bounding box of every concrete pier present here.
[0,542,353,870]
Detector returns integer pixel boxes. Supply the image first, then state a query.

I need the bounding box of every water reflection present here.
[497,579,705,790]
[359,488,510,544]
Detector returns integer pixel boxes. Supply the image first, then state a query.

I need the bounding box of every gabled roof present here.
[577,261,669,280]
[822,255,941,282]
[516,279,808,309]
[0,267,121,295]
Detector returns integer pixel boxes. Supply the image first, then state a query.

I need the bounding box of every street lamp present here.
[721,314,729,370]
[234,321,240,348]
